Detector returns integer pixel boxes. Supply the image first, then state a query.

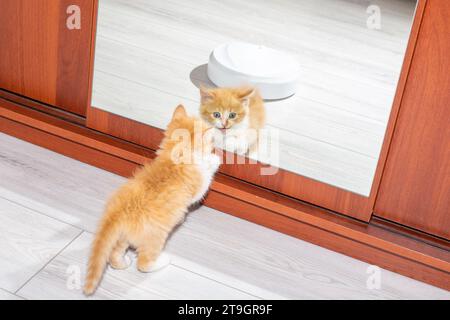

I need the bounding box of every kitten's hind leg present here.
[109,239,130,270]
[136,233,169,273]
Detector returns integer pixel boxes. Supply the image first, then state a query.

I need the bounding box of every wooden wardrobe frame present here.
[0,0,448,290]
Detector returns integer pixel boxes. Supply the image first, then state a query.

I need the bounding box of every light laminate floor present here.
[0,133,449,299]
[92,0,417,196]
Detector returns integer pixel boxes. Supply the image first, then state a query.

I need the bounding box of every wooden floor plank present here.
[0,288,24,300]
[166,206,450,299]
[17,232,257,300]
[0,133,122,233]
[0,197,81,293]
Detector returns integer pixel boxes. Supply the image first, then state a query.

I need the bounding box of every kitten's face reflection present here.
[208,109,242,130]
[199,87,252,131]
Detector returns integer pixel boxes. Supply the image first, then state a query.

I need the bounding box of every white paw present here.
[148,252,171,272]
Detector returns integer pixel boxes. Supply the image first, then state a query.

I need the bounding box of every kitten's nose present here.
[221,119,227,127]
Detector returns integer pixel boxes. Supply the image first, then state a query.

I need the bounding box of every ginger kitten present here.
[83,105,220,295]
[199,86,265,156]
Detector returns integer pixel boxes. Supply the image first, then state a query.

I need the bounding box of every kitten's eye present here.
[213,112,221,119]
[228,112,237,119]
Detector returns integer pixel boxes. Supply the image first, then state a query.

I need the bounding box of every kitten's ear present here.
[172,104,187,121]
[200,86,215,103]
[238,87,255,108]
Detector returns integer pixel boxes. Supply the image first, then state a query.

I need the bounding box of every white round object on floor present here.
[207,42,300,99]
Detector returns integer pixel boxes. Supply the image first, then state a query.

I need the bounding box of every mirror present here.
[92,0,418,196]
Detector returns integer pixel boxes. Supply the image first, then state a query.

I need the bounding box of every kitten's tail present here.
[83,219,121,296]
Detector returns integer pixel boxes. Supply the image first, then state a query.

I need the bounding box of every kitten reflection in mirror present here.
[199,86,266,157]
[84,105,220,296]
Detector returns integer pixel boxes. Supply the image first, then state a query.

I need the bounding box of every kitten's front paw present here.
[137,252,171,273]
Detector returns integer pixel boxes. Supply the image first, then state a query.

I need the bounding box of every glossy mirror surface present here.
[92,0,417,196]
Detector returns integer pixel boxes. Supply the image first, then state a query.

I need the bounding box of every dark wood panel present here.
[86,1,427,221]
[375,0,450,240]
[0,1,58,106]
[87,106,164,150]
[55,0,96,115]
[0,98,154,164]
[0,89,85,126]
[0,116,137,177]
[0,0,95,115]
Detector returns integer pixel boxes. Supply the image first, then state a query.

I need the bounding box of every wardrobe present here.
[0,0,448,289]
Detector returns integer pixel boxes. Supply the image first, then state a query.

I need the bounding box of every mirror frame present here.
[86,0,427,221]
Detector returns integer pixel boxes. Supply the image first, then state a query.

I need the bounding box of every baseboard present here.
[1,97,449,291]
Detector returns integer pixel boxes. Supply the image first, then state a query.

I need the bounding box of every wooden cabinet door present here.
[0,0,95,116]
[374,0,450,240]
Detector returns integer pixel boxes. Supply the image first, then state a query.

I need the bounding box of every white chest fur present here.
[191,152,221,203]
[213,117,253,155]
